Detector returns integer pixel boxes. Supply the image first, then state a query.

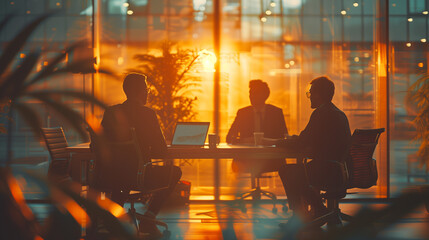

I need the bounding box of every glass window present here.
[303,0,321,15]
[344,16,363,42]
[390,0,407,15]
[410,17,427,41]
[409,0,426,14]
[302,17,322,40]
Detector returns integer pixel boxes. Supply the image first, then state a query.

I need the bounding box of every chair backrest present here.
[346,128,385,189]
[41,127,70,178]
[90,128,146,191]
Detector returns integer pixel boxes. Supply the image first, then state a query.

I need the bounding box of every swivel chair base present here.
[128,194,171,239]
[236,185,288,213]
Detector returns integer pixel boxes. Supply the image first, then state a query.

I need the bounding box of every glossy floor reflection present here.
[28,200,424,240]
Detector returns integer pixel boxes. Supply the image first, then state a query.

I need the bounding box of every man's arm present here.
[278,108,288,137]
[226,111,240,144]
[149,111,167,159]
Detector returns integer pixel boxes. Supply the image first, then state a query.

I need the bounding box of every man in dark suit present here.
[101,73,182,237]
[226,79,288,174]
[278,76,351,225]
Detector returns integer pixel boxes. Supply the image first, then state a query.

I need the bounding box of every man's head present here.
[123,73,149,105]
[308,76,335,108]
[249,79,270,107]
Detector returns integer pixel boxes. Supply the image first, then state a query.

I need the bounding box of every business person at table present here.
[226,79,288,174]
[101,73,182,238]
[277,76,351,227]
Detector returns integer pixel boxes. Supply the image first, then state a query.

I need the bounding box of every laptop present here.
[170,122,210,147]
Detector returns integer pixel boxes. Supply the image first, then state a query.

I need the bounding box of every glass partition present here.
[3,0,426,200]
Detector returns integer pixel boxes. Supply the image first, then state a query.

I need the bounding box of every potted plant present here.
[127,41,200,141]
[406,73,429,169]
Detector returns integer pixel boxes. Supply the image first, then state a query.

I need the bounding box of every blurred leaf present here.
[26,41,84,87]
[0,52,40,100]
[0,13,53,78]
[0,14,13,34]
[56,184,137,240]
[11,102,43,139]
[27,93,89,140]
[26,90,108,109]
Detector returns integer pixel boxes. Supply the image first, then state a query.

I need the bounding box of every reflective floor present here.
[28,200,429,240]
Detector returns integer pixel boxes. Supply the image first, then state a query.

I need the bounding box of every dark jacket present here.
[299,102,351,164]
[226,104,288,143]
[226,104,288,173]
[298,102,351,188]
[99,100,167,189]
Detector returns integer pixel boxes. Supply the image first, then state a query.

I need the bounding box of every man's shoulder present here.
[237,106,253,113]
[106,103,156,115]
[265,104,283,112]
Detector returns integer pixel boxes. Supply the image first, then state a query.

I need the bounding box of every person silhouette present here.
[277,76,351,226]
[226,79,288,175]
[100,73,182,238]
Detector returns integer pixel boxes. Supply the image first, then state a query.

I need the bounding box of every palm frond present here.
[11,102,43,139]
[29,94,89,140]
[0,13,54,78]
[0,14,13,35]
[26,41,85,87]
[27,90,108,109]
[0,52,40,100]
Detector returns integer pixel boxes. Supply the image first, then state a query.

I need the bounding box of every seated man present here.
[100,73,182,237]
[226,79,288,174]
[277,76,351,224]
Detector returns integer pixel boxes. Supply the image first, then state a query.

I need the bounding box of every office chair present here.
[89,128,171,239]
[305,128,385,229]
[41,127,71,183]
[234,159,287,213]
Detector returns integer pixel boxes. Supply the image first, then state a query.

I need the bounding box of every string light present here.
[423,11,428,15]
[265,9,272,15]
[353,2,359,7]
[406,42,412,47]
[408,18,413,22]
[260,16,267,22]
[270,0,276,7]
[341,10,347,15]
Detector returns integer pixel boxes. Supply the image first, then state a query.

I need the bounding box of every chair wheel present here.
[162,230,171,239]
[272,207,278,214]
[282,205,288,212]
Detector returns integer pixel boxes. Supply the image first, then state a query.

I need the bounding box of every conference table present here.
[66,143,301,199]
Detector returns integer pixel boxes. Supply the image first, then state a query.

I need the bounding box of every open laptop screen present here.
[171,122,210,146]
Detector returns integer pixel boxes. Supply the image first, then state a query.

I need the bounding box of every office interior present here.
[1,0,429,239]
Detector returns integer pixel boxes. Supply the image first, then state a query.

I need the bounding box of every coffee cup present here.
[208,133,218,148]
[253,132,264,146]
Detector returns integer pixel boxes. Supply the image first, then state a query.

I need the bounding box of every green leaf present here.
[0,13,54,78]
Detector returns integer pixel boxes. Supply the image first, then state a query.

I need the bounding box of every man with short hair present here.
[278,76,351,225]
[227,79,288,174]
[101,73,182,238]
